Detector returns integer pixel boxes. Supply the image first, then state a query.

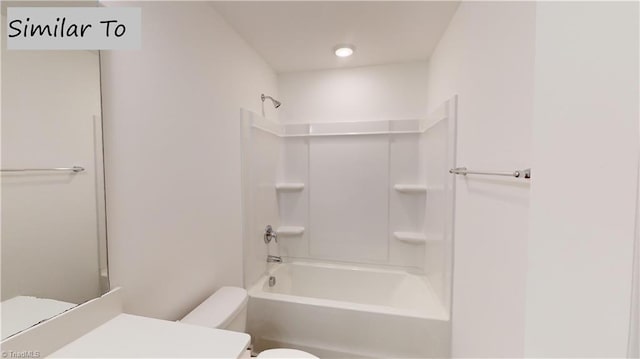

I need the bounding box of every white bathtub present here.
[247,262,450,358]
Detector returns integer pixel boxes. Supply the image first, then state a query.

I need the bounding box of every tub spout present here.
[267,255,282,263]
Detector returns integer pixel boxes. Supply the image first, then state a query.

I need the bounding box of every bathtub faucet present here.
[267,255,282,263]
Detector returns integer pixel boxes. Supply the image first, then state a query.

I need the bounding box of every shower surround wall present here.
[273,63,441,264]
[241,112,284,288]
[241,105,456,358]
[241,116,447,283]
[241,62,455,357]
[274,62,438,273]
[276,121,428,268]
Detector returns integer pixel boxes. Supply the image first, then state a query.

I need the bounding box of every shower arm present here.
[261,93,282,109]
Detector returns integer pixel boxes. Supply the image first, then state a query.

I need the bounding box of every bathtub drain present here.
[268,276,276,287]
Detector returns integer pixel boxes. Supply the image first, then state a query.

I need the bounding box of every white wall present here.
[1,46,102,304]
[100,2,279,320]
[278,62,429,123]
[526,2,639,356]
[425,2,536,357]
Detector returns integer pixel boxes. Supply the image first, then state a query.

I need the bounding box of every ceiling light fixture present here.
[334,45,355,58]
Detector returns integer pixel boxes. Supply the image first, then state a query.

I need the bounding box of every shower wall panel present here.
[241,110,283,287]
[388,134,425,268]
[277,137,310,259]
[308,135,390,262]
[420,116,454,313]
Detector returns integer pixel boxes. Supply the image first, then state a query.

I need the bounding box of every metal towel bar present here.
[449,167,531,179]
[1,166,85,173]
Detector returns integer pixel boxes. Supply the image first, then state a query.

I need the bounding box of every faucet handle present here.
[264,225,278,244]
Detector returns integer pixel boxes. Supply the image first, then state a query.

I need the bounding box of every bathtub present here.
[247,261,450,358]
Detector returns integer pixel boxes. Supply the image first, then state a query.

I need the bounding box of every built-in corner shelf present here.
[277,226,305,236]
[393,184,427,193]
[393,232,442,245]
[275,183,305,192]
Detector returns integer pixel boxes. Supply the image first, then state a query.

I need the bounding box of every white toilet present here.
[180,286,318,359]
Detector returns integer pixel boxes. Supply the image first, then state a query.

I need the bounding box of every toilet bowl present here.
[180,286,318,359]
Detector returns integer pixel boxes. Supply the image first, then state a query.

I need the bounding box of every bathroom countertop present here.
[49,313,250,358]
[1,296,77,339]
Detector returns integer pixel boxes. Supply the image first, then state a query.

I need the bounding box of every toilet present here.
[180,286,318,359]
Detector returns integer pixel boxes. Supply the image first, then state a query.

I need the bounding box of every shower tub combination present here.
[242,99,457,358]
[248,261,450,358]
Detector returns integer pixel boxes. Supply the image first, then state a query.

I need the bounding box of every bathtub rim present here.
[248,261,449,321]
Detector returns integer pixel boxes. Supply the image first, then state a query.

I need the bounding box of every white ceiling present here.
[212,1,460,73]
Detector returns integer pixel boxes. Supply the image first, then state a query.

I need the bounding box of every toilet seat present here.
[257,348,319,358]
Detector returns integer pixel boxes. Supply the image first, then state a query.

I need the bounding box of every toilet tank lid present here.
[180,286,248,329]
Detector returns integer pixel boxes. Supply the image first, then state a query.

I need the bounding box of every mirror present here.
[0,4,108,340]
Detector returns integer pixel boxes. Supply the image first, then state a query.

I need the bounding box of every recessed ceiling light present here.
[334,45,355,58]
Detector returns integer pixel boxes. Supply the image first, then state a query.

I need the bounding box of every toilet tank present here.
[180,286,248,332]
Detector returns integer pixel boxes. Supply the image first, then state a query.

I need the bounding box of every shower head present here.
[261,93,282,109]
